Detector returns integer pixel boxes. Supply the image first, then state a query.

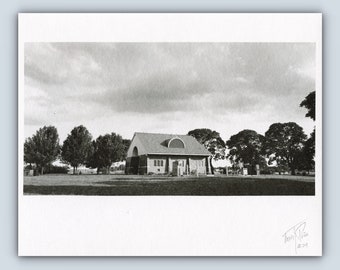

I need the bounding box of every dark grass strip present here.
[24,179,315,196]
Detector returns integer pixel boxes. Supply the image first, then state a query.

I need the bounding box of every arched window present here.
[132,146,138,156]
[168,137,185,148]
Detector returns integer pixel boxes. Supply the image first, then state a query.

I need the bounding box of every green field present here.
[23,174,315,196]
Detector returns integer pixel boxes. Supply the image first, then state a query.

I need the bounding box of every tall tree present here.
[90,133,125,174]
[226,130,265,175]
[122,139,131,160]
[294,131,315,173]
[24,126,60,175]
[61,125,93,174]
[300,91,315,121]
[264,122,307,175]
[24,137,36,168]
[86,140,100,173]
[300,91,316,172]
[188,128,225,174]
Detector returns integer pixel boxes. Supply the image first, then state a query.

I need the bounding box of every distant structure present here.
[125,132,211,175]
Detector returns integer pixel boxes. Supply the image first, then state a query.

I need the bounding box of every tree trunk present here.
[41,167,44,175]
[289,161,295,175]
[73,167,76,175]
[291,167,296,175]
[209,156,214,175]
[107,166,111,175]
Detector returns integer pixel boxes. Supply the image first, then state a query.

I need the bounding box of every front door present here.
[172,160,185,176]
[172,161,179,176]
[130,156,140,174]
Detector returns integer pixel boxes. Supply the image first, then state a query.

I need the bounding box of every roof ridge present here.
[135,131,191,137]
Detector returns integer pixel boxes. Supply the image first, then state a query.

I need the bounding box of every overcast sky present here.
[24,42,315,143]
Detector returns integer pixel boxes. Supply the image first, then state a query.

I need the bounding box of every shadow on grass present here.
[24,178,315,196]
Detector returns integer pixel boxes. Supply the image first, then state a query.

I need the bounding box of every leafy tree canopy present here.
[122,139,131,160]
[264,122,307,174]
[300,91,315,121]
[61,125,92,173]
[226,129,265,168]
[298,129,315,172]
[188,128,225,159]
[300,91,316,171]
[88,133,125,173]
[24,126,60,174]
[24,137,36,165]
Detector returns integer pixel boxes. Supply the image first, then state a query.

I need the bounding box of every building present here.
[125,132,211,175]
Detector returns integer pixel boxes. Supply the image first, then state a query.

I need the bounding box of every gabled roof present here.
[133,132,211,156]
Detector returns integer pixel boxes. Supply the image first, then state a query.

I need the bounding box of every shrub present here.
[190,169,197,175]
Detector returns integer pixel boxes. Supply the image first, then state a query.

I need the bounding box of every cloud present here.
[24,42,316,141]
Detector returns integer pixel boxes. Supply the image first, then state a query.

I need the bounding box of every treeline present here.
[24,91,315,176]
[24,125,131,175]
[188,91,315,175]
[188,122,314,175]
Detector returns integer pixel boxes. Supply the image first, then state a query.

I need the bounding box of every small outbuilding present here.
[125,132,211,175]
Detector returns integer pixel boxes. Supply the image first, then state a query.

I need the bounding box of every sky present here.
[24,42,316,143]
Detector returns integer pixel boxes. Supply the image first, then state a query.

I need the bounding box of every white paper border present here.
[18,13,322,256]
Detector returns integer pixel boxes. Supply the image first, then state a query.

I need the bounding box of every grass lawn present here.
[23,174,315,196]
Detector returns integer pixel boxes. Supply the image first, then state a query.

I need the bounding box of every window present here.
[154,159,164,167]
[168,137,185,148]
[132,146,138,156]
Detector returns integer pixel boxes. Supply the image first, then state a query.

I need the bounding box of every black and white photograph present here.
[18,13,322,256]
[23,42,317,196]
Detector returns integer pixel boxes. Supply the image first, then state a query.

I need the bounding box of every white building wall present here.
[147,157,167,174]
[189,157,206,174]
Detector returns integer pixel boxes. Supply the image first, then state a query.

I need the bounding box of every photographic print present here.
[23,42,316,196]
[18,13,322,256]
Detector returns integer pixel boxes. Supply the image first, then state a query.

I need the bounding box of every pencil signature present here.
[283,220,309,254]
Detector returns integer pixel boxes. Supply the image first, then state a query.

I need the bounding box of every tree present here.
[304,130,315,171]
[294,132,315,173]
[300,91,316,172]
[188,128,226,174]
[61,125,93,174]
[226,130,265,175]
[122,139,131,160]
[24,126,60,175]
[89,133,125,174]
[300,91,315,121]
[264,122,307,175]
[86,140,100,173]
[24,137,36,168]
